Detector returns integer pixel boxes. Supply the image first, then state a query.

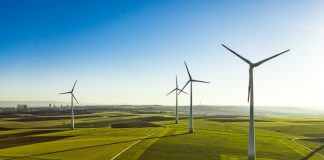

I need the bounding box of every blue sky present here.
[0,0,323,108]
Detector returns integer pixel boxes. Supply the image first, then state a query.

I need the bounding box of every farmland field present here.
[0,107,324,160]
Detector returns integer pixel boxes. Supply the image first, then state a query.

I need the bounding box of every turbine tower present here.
[166,76,188,124]
[179,61,209,134]
[222,44,289,160]
[59,80,79,130]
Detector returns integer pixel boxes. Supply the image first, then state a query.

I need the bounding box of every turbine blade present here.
[176,76,178,88]
[184,61,192,80]
[221,44,252,65]
[254,49,290,67]
[178,80,190,95]
[59,91,70,95]
[248,72,251,103]
[72,93,79,104]
[71,80,77,92]
[177,89,189,95]
[192,79,210,83]
[166,89,176,96]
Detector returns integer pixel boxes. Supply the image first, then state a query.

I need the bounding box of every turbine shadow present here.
[4,131,188,160]
[300,144,324,160]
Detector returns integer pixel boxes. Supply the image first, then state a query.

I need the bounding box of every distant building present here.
[17,104,28,112]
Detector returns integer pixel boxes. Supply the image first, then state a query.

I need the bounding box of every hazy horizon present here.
[1,1,323,109]
[0,100,323,111]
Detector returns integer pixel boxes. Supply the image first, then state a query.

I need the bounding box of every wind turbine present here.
[222,44,290,160]
[166,76,188,124]
[179,61,210,134]
[59,80,79,130]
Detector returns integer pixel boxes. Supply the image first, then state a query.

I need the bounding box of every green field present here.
[1,110,324,160]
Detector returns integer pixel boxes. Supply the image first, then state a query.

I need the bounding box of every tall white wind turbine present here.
[166,76,188,124]
[59,80,79,130]
[222,44,290,160]
[179,61,209,134]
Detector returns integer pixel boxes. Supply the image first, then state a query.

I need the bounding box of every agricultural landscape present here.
[1,105,324,160]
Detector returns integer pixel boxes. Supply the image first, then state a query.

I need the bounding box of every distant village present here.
[0,104,71,114]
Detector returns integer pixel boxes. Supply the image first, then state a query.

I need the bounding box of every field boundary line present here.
[109,128,162,160]
[292,138,324,158]
[278,139,305,156]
